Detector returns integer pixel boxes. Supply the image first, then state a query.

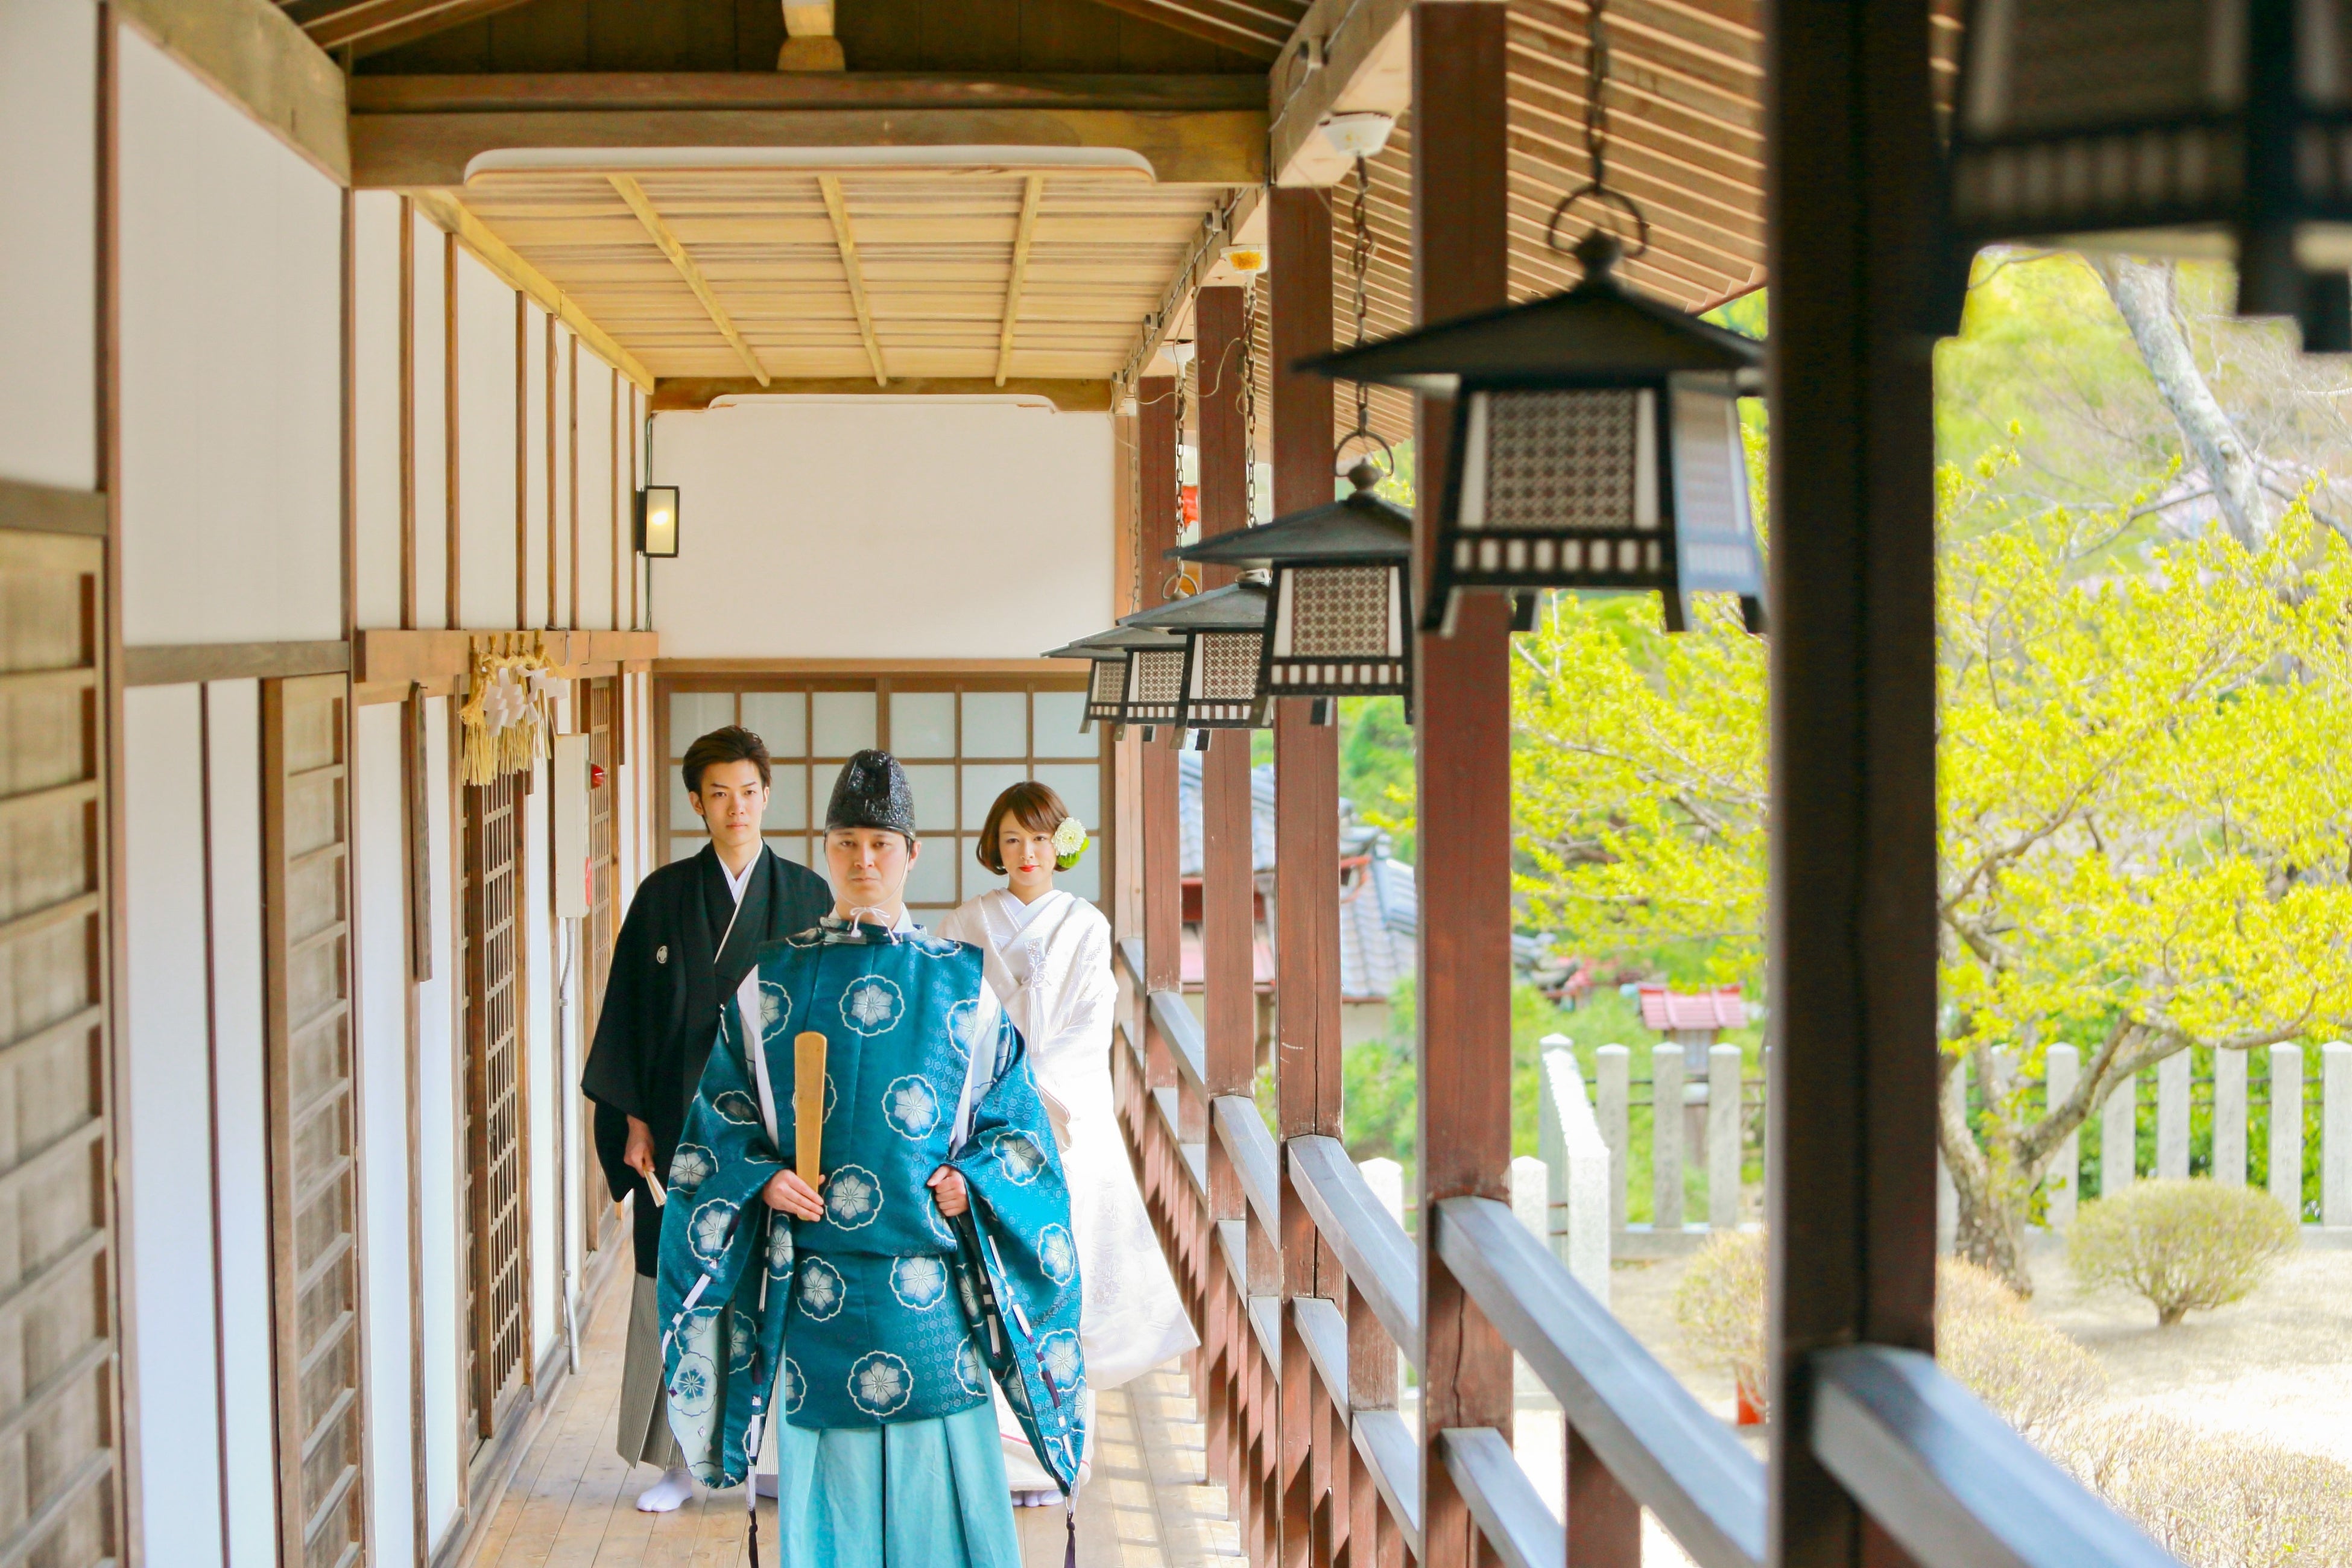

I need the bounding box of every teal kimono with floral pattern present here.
[655,915,1087,1495]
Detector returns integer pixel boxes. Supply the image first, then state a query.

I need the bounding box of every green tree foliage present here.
[1506,476,2352,1291]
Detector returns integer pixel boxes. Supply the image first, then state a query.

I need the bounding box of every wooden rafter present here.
[280,0,537,55]
[817,175,889,387]
[605,175,771,386]
[994,175,1046,388]
[406,189,655,391]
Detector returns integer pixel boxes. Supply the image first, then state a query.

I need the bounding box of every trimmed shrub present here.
[1674,1241,2101,1434]
[1672,1230,1767,1414]
[2066,1179,2300,1327]
[2046,1408,2352,1568]
[1933,1259,2108,1438]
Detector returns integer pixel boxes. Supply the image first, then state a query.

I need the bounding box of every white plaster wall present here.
[648,400,1115,658]
[0,0,96,490]
[122,686,227,1567]
[456,250,518,630]
[354,706,417,1568]
[523,309,550,632]
[117,28,341,645]
[575,359,618,631]
[414,224,449,628]
[204,681,276,1568]
[417,698,462,1548]
[355,194,404,630]
[524,761,557,1364]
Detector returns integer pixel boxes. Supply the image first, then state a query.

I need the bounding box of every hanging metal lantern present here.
[1172,461,1414,709]
[1304,233,1765,633]
[1944,0,2352,349]
[1041,624,1184,733]
[1117,575,1274,735]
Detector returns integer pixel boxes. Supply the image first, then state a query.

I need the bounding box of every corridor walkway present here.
[463,1264,1242,1568]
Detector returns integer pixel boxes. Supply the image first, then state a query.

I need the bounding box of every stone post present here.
[1510,1155,1547,1240]
[2101,1068,2135,1198]
[2044,1044,2079,1230]
[1596,1045,1630,1237]
[2270,1043,2303,1218]
[2213,1048,2247,1186]
[1936,1056,1963,1255]
[1708,1043,1742,1230]
[2157,1050,2191,1181]
[2325,1043,2352,1227]
[1652,1043,1684,1231]
[1535,1040,1611,1304]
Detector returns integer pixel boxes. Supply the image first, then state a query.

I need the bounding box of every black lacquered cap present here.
[1173,464,1411,568]
[1115,575,1272,633]
[1301,233,1763,395]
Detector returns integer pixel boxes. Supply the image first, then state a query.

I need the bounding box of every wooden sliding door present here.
[261,672,367,1568]
[460,773,529,1438]
[0,530,120,1568]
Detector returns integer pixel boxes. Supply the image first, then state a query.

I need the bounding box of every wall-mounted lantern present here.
[636,485,681,558]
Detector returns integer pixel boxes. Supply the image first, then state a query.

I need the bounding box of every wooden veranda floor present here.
[462,1265,1243,1568]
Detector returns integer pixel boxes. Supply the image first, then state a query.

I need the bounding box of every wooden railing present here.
[1110,941,2183,1568]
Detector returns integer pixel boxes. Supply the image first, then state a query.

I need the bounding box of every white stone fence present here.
[1938,1040,2352,1243]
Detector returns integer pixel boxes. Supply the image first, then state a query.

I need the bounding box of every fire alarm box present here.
[552,733,592,919]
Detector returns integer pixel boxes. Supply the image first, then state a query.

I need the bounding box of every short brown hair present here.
[682,725,771,796]
[975,781,1069,873]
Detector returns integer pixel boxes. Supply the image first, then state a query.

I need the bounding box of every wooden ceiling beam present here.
[606,174,771,385]
[817,176,890,387]
[282,0,536,57]
[654,377,1113,411]
[994,175,1046,387]
[1264,0,1414,187]
[346,75,1266,188]
[408,189,656,390]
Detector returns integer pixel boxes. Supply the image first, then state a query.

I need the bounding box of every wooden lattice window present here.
[582,677,621,1259]
[460,772,530,1438]
[261,673,367,1568]
[0,530,119,1568]
[657,675,1107,926]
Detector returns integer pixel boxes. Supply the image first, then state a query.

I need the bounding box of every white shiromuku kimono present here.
[937,887,1199,1491]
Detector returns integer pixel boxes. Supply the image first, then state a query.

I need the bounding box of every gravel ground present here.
[1506,1236,2352,1561]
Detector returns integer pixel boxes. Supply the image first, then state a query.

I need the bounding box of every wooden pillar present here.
[1138,374,1183,1004]
[1763,1,1940,1566]
[1411,8,1516,1568]
[1269,185,1341,1568]
[1195,280,1257,1534]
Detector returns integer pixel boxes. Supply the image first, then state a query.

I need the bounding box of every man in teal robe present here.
[657,750,1085,1568]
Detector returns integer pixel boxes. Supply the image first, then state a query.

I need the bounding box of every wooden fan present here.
[794,1031,827,1183]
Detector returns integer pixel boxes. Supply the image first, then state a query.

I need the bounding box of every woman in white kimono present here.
[938,782,1199,1505]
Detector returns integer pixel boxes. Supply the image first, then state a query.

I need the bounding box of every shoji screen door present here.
[460,772,530,1440]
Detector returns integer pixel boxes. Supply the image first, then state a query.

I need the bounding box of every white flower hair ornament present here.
[1052,816,1089,870]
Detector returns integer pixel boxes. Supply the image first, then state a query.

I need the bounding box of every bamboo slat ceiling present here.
[455,166,1233,382]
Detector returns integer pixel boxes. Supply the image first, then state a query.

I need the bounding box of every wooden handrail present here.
[1212,1095,1282,1229]
[1149,989,1207,1090]
[1432,1196,1767,1568]
[1286,1135,1420,1369]
[1351,1408,1423,1557]
[1812,1347,2180,1568]
[1437,1427,1564,1568]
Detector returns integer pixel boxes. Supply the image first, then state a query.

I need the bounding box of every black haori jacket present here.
[581,842,834,1274]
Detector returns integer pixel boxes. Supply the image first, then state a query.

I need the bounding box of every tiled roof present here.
[1177,753,1276,877]
[1637,985,1748,1032]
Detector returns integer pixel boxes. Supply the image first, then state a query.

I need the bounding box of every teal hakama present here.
[656,911,1087,1568]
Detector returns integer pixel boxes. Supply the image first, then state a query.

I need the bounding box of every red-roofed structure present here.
[1638,985,1750,1036]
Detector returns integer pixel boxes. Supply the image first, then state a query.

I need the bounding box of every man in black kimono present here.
[582,723,832,1511]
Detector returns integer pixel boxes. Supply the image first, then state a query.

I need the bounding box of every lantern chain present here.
[1164,355,1195,601]
[1350,157,1374,462]
[1546,0,1650,260]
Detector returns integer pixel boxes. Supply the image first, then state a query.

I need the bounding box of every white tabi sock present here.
[636,1465,696,1513]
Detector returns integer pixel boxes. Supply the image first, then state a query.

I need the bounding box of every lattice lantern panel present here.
[1085,654,1129,726]
[1180,630,1268,729]
[1123,646,1186,726]
[1456,388,1666,584]
[1268,562,1409,695]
